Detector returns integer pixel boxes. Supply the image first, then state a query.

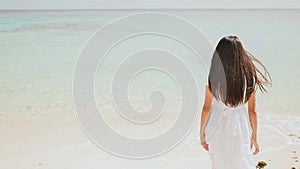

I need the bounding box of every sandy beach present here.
[1,112,300,169]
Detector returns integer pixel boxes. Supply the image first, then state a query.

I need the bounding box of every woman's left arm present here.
[200,85,213,151]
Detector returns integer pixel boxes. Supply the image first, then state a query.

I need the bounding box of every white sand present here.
[1,114,300,169]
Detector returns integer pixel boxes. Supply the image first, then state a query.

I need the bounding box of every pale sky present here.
[0,0,299,9]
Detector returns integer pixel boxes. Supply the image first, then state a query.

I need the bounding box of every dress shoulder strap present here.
[242,76,256,103]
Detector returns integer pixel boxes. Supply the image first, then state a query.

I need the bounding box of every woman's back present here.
[205,97,251,140]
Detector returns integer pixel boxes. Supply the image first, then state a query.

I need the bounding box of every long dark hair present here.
[208,35,272,106]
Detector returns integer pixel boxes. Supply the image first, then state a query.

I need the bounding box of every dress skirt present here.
[204,98,256,169]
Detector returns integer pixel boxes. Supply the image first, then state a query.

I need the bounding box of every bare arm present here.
[200,85,213,150]
[248,90,259,155]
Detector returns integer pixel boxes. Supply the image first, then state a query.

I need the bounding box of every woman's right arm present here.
[248,90,260,155]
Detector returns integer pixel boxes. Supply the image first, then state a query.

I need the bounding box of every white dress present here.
[204,78,256,169]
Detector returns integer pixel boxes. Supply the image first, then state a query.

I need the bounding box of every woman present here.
[199,35,271,169]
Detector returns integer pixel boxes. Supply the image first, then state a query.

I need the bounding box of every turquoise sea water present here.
[1,10,299,114]
[0,10,300,157]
